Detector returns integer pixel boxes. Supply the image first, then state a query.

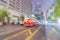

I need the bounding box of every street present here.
[0,25,43,40]
[0,25,60,40]
[0,0,60,40]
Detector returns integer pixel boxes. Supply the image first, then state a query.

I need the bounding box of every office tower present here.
[0,0,32,16]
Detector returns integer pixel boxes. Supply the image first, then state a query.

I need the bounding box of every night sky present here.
[32,0,54,13]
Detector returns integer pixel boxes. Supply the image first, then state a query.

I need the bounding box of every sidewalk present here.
[0,25,27,36]
[46,27,60,40]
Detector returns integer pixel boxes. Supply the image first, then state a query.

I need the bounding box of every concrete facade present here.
[0,0,32,16]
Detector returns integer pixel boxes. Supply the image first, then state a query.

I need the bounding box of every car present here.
[9,17,18,25]
[0,22,3,26]
[23,18,40,27]
[19,20,23,25]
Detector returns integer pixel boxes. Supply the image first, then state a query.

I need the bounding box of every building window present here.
[1,0,7,4]
[4,0,7,2]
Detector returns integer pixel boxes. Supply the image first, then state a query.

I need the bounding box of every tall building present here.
[20,0,32,16]
[34,2,43,19]
[34,2,41,13]
[0,0,32,16]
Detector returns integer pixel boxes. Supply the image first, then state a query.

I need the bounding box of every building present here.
[20,0,32,16]
[0,0,32,17]
[34,2,43,19]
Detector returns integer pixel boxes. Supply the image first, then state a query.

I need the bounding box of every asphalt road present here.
[31,27,47,40]
[0,25,60,40]
[0,26,41,40]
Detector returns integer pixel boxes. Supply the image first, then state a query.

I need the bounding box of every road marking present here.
[28,29,33,35]
[52,28,60,34]
[25,27,41,40]
[4,28,31,40]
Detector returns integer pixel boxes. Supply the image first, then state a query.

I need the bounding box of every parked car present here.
[0,22,3,26]
[23,18,40,27]
[9,17,18,25]
[19,20,23,25]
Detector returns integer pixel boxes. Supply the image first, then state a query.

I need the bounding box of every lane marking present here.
[4,28,31,40]
[28,29,33,35]
[25,27,41,40]
[52,28,60,34]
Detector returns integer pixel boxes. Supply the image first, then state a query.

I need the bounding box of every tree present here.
[47,0,57,21]
[20,14,25,21]
[54,0,60,18]
[0,7,9,24]
[32,14,42,20]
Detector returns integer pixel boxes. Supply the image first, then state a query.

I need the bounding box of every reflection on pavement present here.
[46,25,60,40]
